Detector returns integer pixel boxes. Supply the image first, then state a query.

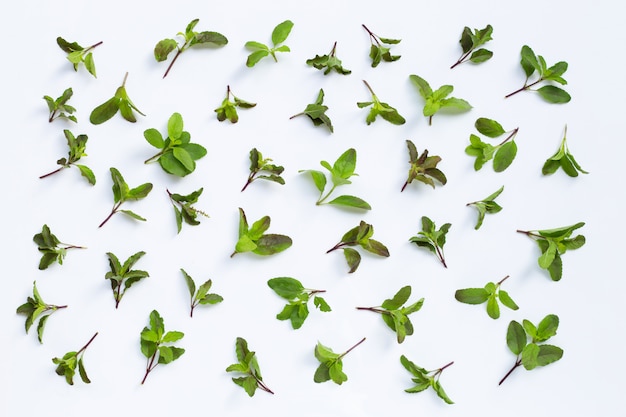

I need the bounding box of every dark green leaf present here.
[343,247,361,273]
[327,195,371,210]
[506,320,527,355]
[455,288,489,304]
[493,141,517,172]
[268,277,304,300]
[154,39,178,62]
[475,118,505,138]
[252,234,292,255]
[90,97,120,125]
[537,85,571,103]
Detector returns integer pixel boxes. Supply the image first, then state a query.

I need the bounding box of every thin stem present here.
[77,332,99,355]
[308,289,326,296]
[121,71,129,87]
[241,172,256,192]
[401,180,410,192]
[48,110,58,123]
[504,79,542,98]
[85,41,103,53]
[499,358,522,385]
[289,112,304,120]
[497,275,511,285]
[39,166,67,179]
[163,48,183,78]
[115,284,122,309]
[141,352,158,384]
[450,50,472,69]
[438,361,454,373]
[355,306,387,314]
[99,202,122,228]
[517,229,542,239]
[326,241,353,254]
[339,337,366,359]
[317,184,337,205]
[429,115,433,126]
[144,150,165,164]
[361,25,380,46]
[330,41,337,57]
[362,79,375,96]
[255,376,274,394]
[497,128,519,146]
[435,245,447,268]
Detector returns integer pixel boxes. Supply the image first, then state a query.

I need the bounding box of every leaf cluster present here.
[290,88,334,133]
[226,337,273,396]
[314,338,365,385]
[451,24,493,69]
[409,216,451,268]
[154,18,228,78]
[52,333,98,385]
[182,268,223,318]
[90,72,144,124]
[327,220,390,273]
[140,310,185,384]
[56,37,101,77]
[402,140,446,192]
[517,222,585,281]
[232,208,292,257]
[245,20,293,67]
[306,41,351,75]
[267,277,331,329]
[33,224,84,270]
[105,251,149,308]
[357,286,424,343]
[167,188,209,233]
[410,75,471,125]
[466,186,504,230]
[455,275,518,319]
[401,355,454,404]
[43,87,76,123]
[40,129,95,185]
[99,167,153,227]
[362,24,401,67]
[144,112,207,177]
[242,148,285,192]
[214,85,256,123]
[465,118,519,172]
[16,281,66,343]
[357,80,405,125]
[542,126,588,177]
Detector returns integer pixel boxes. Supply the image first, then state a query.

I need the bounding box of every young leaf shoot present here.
[505,45,570,103]
[362,24,401,67]
[231,208,292,257]
[409,216,451,268]
[465,118,519,172]
[99,167,153,228]
[356,286,424,343]
[33,224,85,270]
[104,251,149,308]
[90,72,145,124]
[499,314,563,385]
[466,186,504,229]
[409,74,472,125]
[226,337,274,396]
[267,277,331,329]
[450,24,493,69]
[326,221,390,273]
[306,41,351,75]
[56,37,102,77]
[214,85,256,123]
[43,87,77,122]
[402,140,447,192]
[314,337,366,385]
[455,275,519,319]
[517,222,585,281]
[17,281,67,343]
[140,310,185,384]
[167,188,209,234]
[144,112,207,177]
[542,126,588,177]
[290,88,334,133]
[299,148,371,209]
[245,20,293,66]
[181,268,223,317]
[52,332,98,385]
[39,129,95,185]
[241,148,285,192]
[357,80,405,125]
[154,18,228,78]
[400,355,454,403]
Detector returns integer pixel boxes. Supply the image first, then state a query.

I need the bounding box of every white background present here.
[2,0,624,416]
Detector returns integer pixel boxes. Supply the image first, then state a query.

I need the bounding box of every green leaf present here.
[521,343,540,370]
[537,85,571,103]
[498,290,519,311]
[313,296,331,312]
[520,45,540,78]
[267,277,304,300]
[90,97,120,125]
[271,20,294,45]
[172,147,195,172]
[252,234,292,256]
[246,50,269,67]
[181,268,195,297]
[382,286,411,310]
[475,118,505,138]
[327,195,371,210]
[469,48,493,63]
[75,165,96,185]
[154,39,178,62]
[454,288,489,304]
[535,344,563,366]
[167,112,184,140]
[343,247,361,273]
[162,331,184,343]
[486,295,500,319]
[193,31,228,46]
[493,141,517,172]
[536,314,559,341]
[301,169,327,193]
[314,363,331,383]
[506,320,527,355]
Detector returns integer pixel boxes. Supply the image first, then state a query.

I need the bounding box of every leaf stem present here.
[504,79,542,98]
[451,50,472,69]
[39,166,67,179]
[85,41,103,53]
[517,229,542,239]
[255,376,274,394]
[121,71,129,87]
[355,306,387,314]
[77,332,99,355]
[361,25,380,46]
[163,48,183,78]
[339,337,366,359]
[435,245,447,268]
[144,150,165,164]
[99,202,122,228]
[498,358,522,385]
[497,128,519,146]
[330,41,337,57]
[362,79,375,96]
[326,241,354,253]
[317,184,337,205]
[437,361,454,373]
[497,275,511,285]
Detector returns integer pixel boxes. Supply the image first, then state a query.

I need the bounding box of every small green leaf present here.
[327,195,371,210]
[271,20,294,45]
[506,320,527,355]
[89,97,120,125]
[475,118,505,138]
[454,288,489,304]
[537,85,571,103]
[493,141,517,172]
[343,247,361,273]
[267,277,304,300]
[252,234,292,256]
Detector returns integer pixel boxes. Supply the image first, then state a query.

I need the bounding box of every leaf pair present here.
[466,186,504,229]
[500,314,563,385]
[306,41,351,75]
[401,356,454,404]
[290,88,334,133]
[465,118,519,172]
[506,45,570,103]
[182,269,223,317]
[410,75,471,125]
[140,310,185,384]
[362,24,401,67]
[105,251,149,308]
[402,140,446,191]
[245,20,293,66]
[155,18,228,78]
[241,148,285,192]
[451,24,493,69]
[327,221,390,273]
[357,80,405,125]
[231,208,292,257]
[33,224,85,270]
[517,222,586,281]
[43,87,76,122]
[226,337,273,396]
[99,167,153,228]
[314,338,366,385]
[90,73,145,124]
[267,277,331,329]
[144,112,207,177]
[167,188,209,234]
[52,333,98,385]
[56,37,101,77]
[300,148,371,209]
[214,85,256,123]
[409,216,451,268]
[39,129,95,185]
[357,286,424,343]
[455,275,519,319]
[542,126,588,177]
[16,281,67,343]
